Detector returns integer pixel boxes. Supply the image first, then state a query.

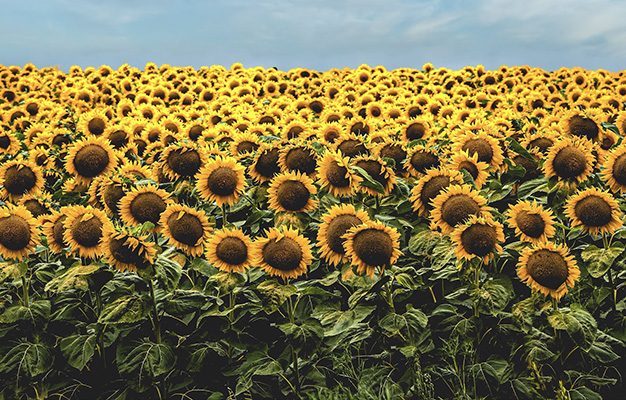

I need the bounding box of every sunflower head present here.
[0,204,39,261]
[451,215,504,263]
[410,168,463,217]
[317,150,358,197]
[517,242,580,300]
[196,156,246,207]
[62,205,112,259]
[544,138,595,188]
[279,142,318,176]
[162,144,205,180]
[65,136,117,184]
[160,203,212,256]
[602,145,626,193]
[506,200,555,244]
[405,146,440,177]
[268,171,318,213]
[103,225,157,275]
[342,221,402,277]
[252,226,312,280]
[430,184,488,234]
[119,185,171,228]
[352,155,396,196]
[565,188,622,236]
[0,159,44,200]
[317,204,371,266]
[206,227,253,273]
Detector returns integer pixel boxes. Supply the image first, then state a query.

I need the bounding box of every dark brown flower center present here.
[216,236,248,265]
[188,125,204,141]
[352,228,393,267]
[355,160,388,188]
[207,167,238,196]
[167,148,201,177]
[109,236,146,267]
[574,195,613,227]
[552,146,587,179]
[254,148,281,179]
[0,215,31,250]
[167,212,204,246]
[236,141,259,155]
[53,215,67,247]
[3,165,37,195]
[380,144,407,173]
[23,199,48,217]
[526,249,569,290]
[325,160,350,188]
[287,125,304,140]
[441,194,481,227]
[568,115,599,140]
[103,184,124,214]
[338,139,368,158]
[462,138,493,164]
[515,211,546,238]
[0,135,11,149]
[284,147,317,175]
[129,192,167,223]
[326,214,363,254]
[70,214,104,247]
[108,130,128,148]
[458,161,478,179]
[262,237,302,271]
[611,154,626,186]
[73,144,110,178]
[276,180,310,211]
[405,122,426,140]
[529,137,554,154]
[87,118,106,135]
[420,175,450,210]
[460,224,497,257]
[410,151,439,174]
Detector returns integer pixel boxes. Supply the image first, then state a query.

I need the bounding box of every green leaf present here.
[324,305,375,337]
[60,334,96,370]
[0,341,53,377]
[117,340,176,380]
[352,166,385,194]
[187,342,227,373]
[580,243,624,278]
[0,300,51,324]
[155,248,183,291]
[0,261,27,283]
[98,295,146,324]
[44,264,101,292]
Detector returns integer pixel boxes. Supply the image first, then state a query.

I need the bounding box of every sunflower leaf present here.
[580,243,625,278]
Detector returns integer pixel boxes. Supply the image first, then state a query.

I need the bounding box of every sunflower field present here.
[0,63,625,400]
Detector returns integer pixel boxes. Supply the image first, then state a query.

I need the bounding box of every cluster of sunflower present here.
[1,62,625,397]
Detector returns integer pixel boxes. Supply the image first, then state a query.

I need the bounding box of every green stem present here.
[95,289,106,367]
[21,275,29,307]
[607,269,617,312]
[222,205,228,228]
[286,295,301,394]
[149,280,162,344]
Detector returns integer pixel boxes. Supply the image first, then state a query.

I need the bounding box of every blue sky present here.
[1,0,625,71]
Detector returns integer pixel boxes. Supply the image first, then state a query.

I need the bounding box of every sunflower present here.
[334,133,370,158]
[317,204,371,266]
[343,220,402,277]
[565,188,622,236]
[446,150,489,188]
[267,171,317,213]
[19,193,53,219]
[0,204,39,261]
[248,144,281,183]
[317,150,359,197]
[205,227,253,273]
[0,159,44,200]
[506,200,556,244]
[0,132,21,156]
[161,143,205,180]
[42,209,68,253]
[252,226,313,279]
[430,184,489,234]
[99,176,127,216]
[451,130,504,171]
[78,110,108,136]
[451,215,504,263]
[410,168,463,217]
[559,109,602,142]
[374,139,408,175]
[517,242,580,300]
[160,203,212,256]
[102,225,157,273]
[601,145,626,193]
[403,119,431,141]
[196,156,246,207]
[544,137,595,188]
[352,155,396,196]
[230,131,260,157]
[404,145,440,177]
[65,136,117,184]
[119,185,171,228]
[62,205,112,259]
[278,142,319,177]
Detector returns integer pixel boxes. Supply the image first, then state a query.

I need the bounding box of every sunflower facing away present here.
[0,204,40,261]
[196,156,246,207]
[206,227,253,273]
[342,220,401,277]
[565,187,622,236]
[252,226,313,279]
[506,200,556,244]
[517,242,580,301]
[317,204,371,266]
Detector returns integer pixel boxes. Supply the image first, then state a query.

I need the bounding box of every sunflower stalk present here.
[21,274,29,307]
[286,294,302,395]
[148,279,162,344]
